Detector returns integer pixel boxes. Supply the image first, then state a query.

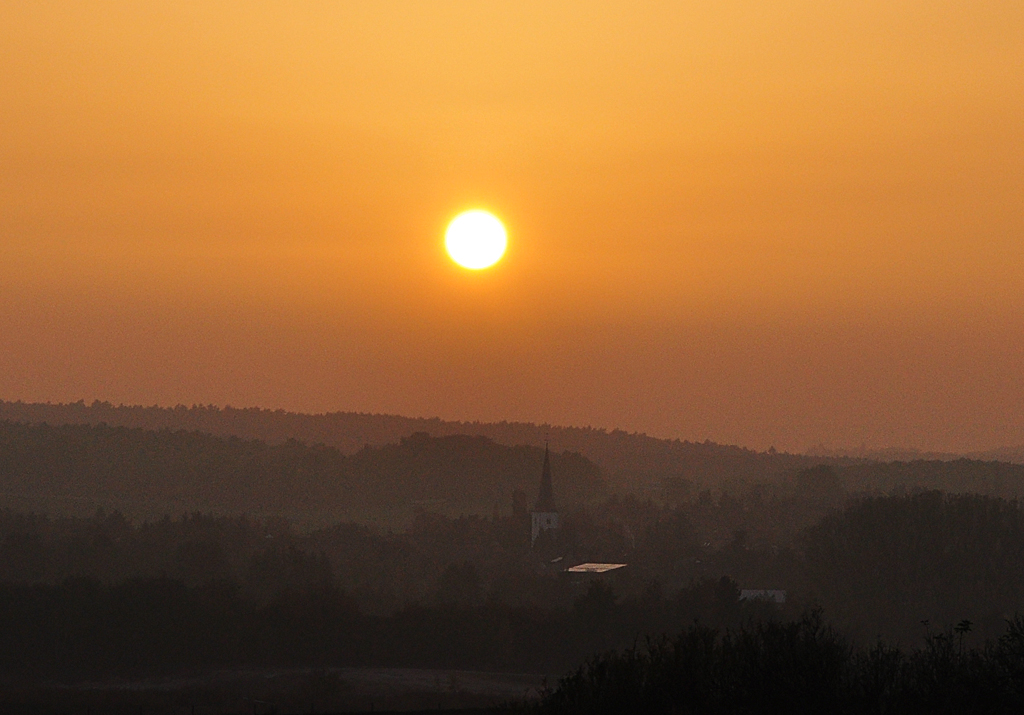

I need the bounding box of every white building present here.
[739,589,786,603]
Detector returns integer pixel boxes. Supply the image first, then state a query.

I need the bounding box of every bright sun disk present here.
[445,210,507,269]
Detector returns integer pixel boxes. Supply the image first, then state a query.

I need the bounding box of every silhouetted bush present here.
[538,612,1024,714]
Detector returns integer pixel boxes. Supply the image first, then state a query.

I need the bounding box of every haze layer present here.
[1,2,1022,452]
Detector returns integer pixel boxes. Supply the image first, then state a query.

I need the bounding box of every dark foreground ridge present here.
[2,669,519,714]
[6,614,1024,714]
[5,491,1024,711]
[537,611,1024,714]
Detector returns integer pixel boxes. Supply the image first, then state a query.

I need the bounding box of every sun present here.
[445,210,507,270]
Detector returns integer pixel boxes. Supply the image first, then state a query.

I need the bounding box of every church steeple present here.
[530,443,560,545]
[535,443,555,512]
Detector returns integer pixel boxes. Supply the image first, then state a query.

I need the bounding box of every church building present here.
[531,444,560,544]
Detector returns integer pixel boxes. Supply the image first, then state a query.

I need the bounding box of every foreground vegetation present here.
[5,417,1024,710]
[539,611,1024,714]
[6,491,1024,683]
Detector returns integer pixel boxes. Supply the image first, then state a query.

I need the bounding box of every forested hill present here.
[0,421,603,520]
[0,400,835,492]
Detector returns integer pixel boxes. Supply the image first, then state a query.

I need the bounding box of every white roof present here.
[739,589,786,603]
[566,563,628,573]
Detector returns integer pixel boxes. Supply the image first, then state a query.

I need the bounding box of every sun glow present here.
[445,210,507,270]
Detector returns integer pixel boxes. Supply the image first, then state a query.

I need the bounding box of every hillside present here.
[0,400,838,493]
[0,421,603,521]
[836,459,1024,499]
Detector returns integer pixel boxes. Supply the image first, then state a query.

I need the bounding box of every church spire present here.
[531,442,560,544]
[535,443,556,512]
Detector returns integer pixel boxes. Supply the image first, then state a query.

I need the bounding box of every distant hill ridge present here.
[3,401,1024,516]
[808,444,1024,464]
[0,420,603,520]
[0,399,835,491]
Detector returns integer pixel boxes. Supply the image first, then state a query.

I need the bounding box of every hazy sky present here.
[2,2,1022,453]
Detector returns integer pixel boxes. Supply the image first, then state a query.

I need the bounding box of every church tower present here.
[531,444,560,544]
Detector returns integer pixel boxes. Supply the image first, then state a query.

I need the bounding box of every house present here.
[739,589,786,603]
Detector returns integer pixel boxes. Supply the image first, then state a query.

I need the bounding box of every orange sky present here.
[1,2,1022,453]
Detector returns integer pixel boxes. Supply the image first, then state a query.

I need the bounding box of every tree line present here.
[3,490,1024,678]
[536,611,1024,714]
[0,421,604,520]
[0,399,842,492]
